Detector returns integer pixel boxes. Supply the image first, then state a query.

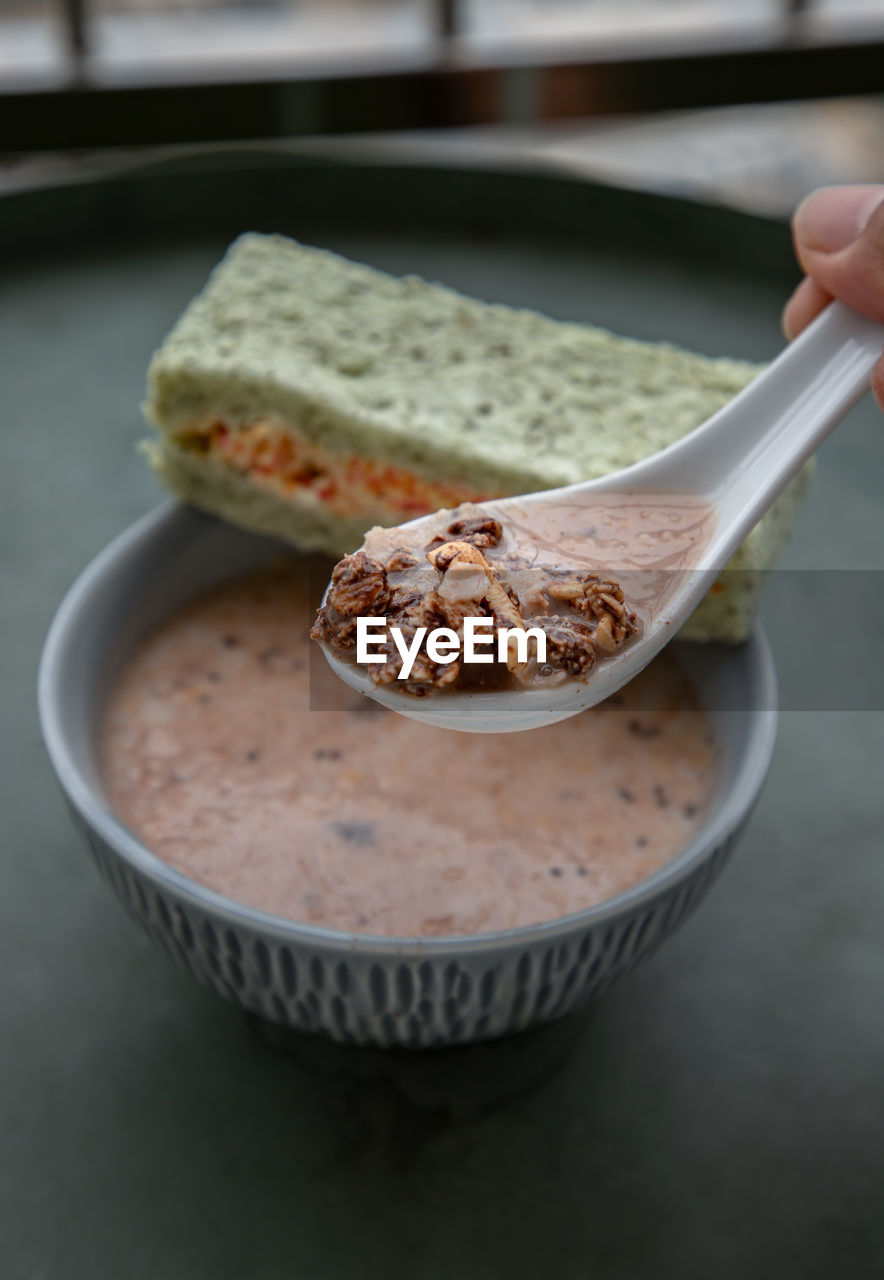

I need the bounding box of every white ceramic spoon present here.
[320,301,884,733]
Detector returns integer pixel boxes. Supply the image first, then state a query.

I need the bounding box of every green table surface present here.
[2,155,883,1279]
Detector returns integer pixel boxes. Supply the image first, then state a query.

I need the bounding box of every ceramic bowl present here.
[38,502,778,1048]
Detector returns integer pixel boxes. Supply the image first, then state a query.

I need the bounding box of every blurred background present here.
[2,0,884,206]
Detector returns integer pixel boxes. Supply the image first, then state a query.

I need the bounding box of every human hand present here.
[783,184,884,409]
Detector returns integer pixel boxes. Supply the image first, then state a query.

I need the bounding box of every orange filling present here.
[182,419,496,519]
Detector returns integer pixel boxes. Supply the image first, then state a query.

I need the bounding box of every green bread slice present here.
[143,231,812,642]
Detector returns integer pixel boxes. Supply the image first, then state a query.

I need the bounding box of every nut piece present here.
[310,551,389,650]
[426,538,480,575]
[533,615,597,677]
[369,586,459,688]
[443,514,503,549]
[326,551,390,616]
[547,574,637,652]
[312,505,639,695]
[428,540,524,632]
[427,513,503,552]
[386,547,421,573]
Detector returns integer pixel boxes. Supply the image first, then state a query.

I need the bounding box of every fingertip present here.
[872,354,884,413]
[782,298,797,342]
[793,184,884,257]
[782,276,831,341]
[792,191,884,322]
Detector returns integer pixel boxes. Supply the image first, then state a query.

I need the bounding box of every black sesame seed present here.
[222,635,239,648]
[246,749,260,763]
[550,867,563,878]
[636,836,648,848]
[618,787,636,803]
[628,720,660,740]
[332,821,376,847]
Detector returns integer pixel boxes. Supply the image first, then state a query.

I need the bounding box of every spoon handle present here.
[643,301,884,566]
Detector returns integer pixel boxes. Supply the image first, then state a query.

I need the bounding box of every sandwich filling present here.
[178,416,497,524]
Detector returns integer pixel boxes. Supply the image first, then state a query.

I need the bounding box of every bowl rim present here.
[38,501,779,957]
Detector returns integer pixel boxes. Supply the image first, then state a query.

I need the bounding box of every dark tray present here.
[4,150,883,1280]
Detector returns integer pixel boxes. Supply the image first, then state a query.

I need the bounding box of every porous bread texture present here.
[146,233,767,490]
[143,232,812,643]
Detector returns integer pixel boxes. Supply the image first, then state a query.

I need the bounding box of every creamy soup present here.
[101,564,718,938]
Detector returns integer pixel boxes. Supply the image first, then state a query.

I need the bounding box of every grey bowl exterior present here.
[38,503,778,1048]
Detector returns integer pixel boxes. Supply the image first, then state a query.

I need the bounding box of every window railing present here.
[2,0,883,152]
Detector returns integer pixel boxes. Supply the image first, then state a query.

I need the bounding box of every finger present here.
[782,275,832,340]
[873,354,884,412]
[793,185,884,323]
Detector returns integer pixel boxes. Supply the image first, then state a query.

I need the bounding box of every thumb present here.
[793,185,884,323]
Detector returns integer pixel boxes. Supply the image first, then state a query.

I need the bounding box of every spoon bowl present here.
[320,301,884,733]
[322,634,646,733]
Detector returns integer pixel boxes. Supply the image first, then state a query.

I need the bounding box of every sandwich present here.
[143,232,811,642]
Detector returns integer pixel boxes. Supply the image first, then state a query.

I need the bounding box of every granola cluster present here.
[311,511,638,693]
[309,551,389,651]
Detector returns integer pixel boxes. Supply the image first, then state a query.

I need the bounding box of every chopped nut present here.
[426,538,479,575]
[312,505,640,695]
[310,608,357,650]
[368,586,458,689]
[444,514,503,548]
[326,551,389,617]
[547,573,637,652]
[428,540,524,648]
[310,551,389,650]
[426,513,503,552]
[386,547,421,573]
[533,615,597,677]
